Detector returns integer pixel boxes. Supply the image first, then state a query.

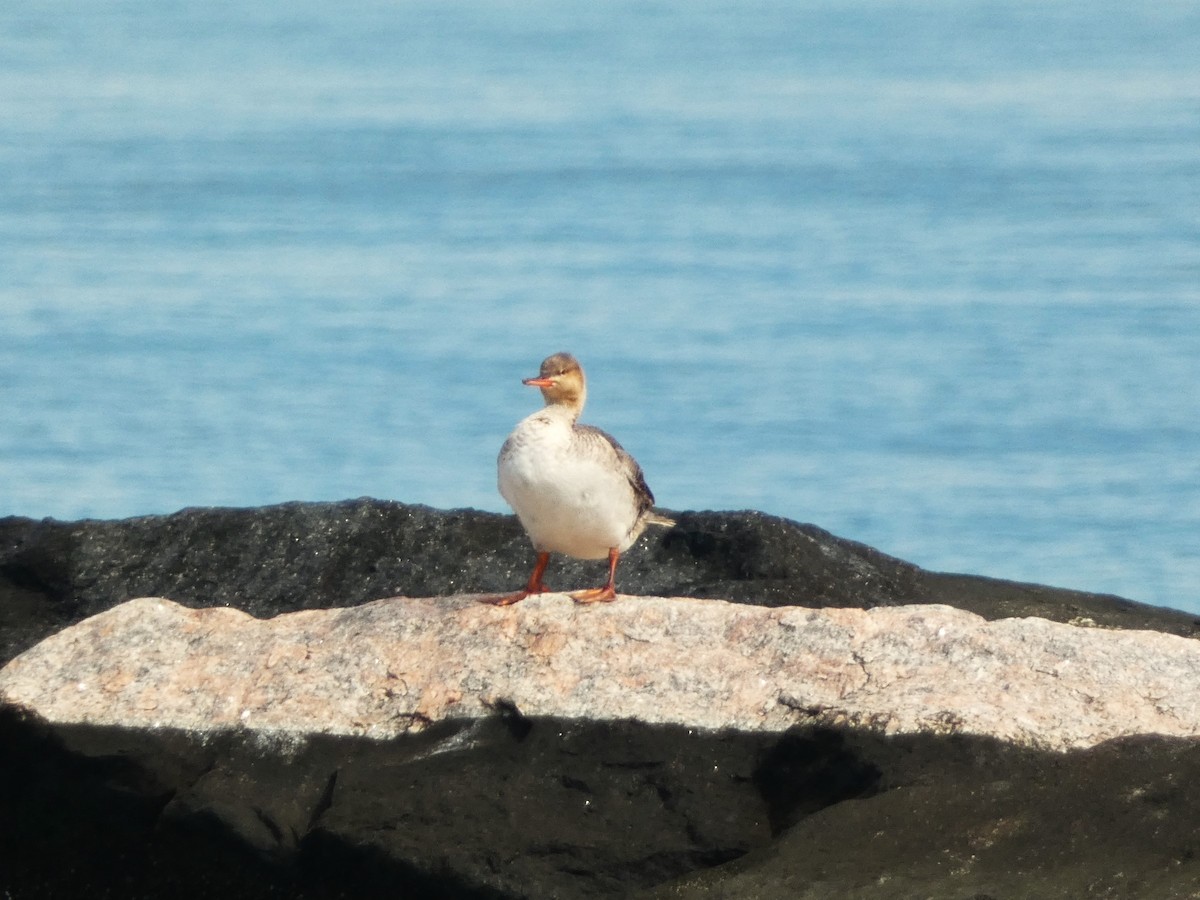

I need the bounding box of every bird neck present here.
[542,385,585,423]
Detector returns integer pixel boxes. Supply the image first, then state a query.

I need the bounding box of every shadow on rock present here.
[8,703,1200,899]
[0,706,927,899]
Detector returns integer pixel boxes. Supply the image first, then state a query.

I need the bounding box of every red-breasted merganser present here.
[487,351,675,606]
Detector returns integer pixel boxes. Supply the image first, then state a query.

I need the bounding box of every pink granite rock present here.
[3,594,1199,752]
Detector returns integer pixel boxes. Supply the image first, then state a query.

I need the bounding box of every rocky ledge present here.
[5,594,1200,752]
[3,499,1200,898]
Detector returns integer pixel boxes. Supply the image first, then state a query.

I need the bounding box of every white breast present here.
[498,410,642,559]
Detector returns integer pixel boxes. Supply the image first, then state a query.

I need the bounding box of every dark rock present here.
[5,705,1200,899]
[646,734,1200,899]
[2,498,1195,667]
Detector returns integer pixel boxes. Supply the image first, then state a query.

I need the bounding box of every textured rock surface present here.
[3,499,1197,668]
[4,500,1200,899]
[4,594,1200,752]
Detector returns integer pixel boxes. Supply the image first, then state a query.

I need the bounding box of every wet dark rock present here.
[2,498,1200,898]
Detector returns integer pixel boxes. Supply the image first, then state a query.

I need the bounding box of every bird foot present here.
[479,591,530,606]
[569,585,618,604]
[479,582,553,606]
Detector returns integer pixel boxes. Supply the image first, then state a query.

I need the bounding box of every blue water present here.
[3,1,1199,613]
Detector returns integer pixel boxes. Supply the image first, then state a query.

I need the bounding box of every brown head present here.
[523,351,587,415]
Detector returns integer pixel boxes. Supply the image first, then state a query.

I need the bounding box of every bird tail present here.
[644,512,676,528]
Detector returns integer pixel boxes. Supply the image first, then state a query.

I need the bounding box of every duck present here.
[487,351,675,605]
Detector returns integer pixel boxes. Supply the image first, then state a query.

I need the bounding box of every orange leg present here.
[570,548,620,604]
[481,551,552,606]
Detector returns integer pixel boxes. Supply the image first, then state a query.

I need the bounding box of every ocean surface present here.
[3,1,1199,613]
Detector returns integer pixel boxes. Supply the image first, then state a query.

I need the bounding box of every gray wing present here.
[575,424,655,516]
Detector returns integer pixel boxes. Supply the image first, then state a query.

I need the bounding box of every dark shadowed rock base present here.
[3,499,1199,898]
[4,706,1200,900]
